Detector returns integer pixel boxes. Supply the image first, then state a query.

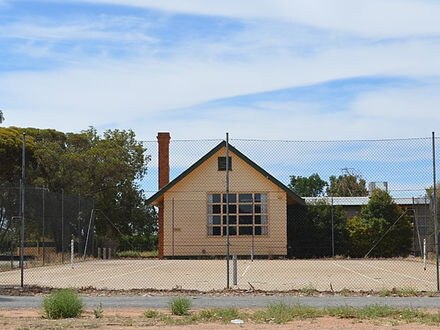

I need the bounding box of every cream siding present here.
[162,147,288,256]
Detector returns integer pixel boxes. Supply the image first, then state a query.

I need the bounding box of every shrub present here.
[347,190,412,257]
[93,302,104,318]
[43,289,84,319]
[144,309,160,318]
[169,297,192,316]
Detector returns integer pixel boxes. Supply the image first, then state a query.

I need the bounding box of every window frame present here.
[207,192,268,236]
[217,157,232,171]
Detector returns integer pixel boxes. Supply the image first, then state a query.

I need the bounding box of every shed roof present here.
[146,141,305,206]
[304,196,429,206]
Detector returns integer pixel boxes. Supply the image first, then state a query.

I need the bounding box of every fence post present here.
[70,237,74,269]
[432,132,439,291]
[233,255,237,286]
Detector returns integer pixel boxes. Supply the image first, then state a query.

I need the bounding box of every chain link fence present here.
[0,186,94,269]
[0,135,439,292]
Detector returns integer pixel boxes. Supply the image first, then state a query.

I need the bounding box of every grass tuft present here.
[93,302,104,319]
[169,297,192,316]
[144,309,160,318]
[254,302,321,324]
[42,288,83,319]
[198,308,241,323]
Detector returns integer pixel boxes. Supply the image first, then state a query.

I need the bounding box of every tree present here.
[0,126,157,252]
[288,173,328,197]
[0,110,4,123]
[346,189,412,257]
[289,199,348,258]
[327,173,368,197]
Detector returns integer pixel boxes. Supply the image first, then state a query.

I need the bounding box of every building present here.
[304,196,432,255]
[146,133,305,258]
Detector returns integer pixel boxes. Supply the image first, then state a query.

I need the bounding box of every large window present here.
[207,193,268,236]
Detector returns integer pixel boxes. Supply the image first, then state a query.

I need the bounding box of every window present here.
[218,157,232,171]
[207,193,268,236]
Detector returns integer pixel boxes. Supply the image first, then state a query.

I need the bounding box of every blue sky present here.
[1,0,440,141]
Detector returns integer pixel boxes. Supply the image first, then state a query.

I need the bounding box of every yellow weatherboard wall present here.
[161,146,287,257]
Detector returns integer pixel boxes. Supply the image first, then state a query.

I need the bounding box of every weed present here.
[299,283,317,296]
[339,288,352,296]
[254,302,320,324]
[42,288,83,319]
[116,250,141,258]
[198,308,241,323]
[379,287,418,297]
[144,309,160,318]
[169,297,192,316]
[116,250,158,258]
[93,303,104,319]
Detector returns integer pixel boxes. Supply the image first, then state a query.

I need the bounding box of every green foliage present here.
[42,289,84,319]
[119,234,157,252]
[0,126,157,251]
[326,304,425,321]
[116,250,142,258]
[116,250,158,258]
[198,308,241,323]
[254,302,322,324]
[144,309,160,318]
[347,189,412,257]
[289,173,328,197]
[378,287,418,297]
[328,174,368,197]
[169,297,192,316]
[289,200,348,257]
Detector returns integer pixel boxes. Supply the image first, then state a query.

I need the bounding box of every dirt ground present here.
[1,308,440,330]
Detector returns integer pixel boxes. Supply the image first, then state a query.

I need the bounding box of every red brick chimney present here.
[157,132,171,189]
[157,132,170,259]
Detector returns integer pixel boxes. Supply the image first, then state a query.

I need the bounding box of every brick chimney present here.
[157,132,171,189]
[157,132,170,259]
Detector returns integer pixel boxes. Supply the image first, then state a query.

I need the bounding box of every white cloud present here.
[1,0,439,142]
[352,86,440,120]
[76,0,440,38]
[1,35,440,138]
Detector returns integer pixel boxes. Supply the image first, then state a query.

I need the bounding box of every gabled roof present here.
[146,141,305,206]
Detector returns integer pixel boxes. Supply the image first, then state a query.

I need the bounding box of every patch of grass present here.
[379,287,418,297]
[42,288,84,319]
[253,302,322,324]
[327,304,427,322]
[339,288,352,296]
[144,309,160,318]
[93,303,104,319]
[116,250,141,258]
[198,308,242,323]
[169,297,192,316]
[298,283,318,296]
[116,250,158,258]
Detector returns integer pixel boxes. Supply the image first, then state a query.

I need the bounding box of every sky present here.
[1,0,440,141]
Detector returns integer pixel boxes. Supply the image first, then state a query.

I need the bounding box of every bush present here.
[43,289,84,319]
[347,190,412,257]
[169,297,192,315]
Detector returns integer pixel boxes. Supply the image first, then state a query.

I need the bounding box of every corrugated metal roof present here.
[304,196,429,206]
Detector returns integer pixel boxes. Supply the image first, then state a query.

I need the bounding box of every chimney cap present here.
[157,132,170,139]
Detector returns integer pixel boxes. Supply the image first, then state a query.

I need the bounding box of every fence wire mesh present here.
[1,135,439,293]
[0,187,94,268]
